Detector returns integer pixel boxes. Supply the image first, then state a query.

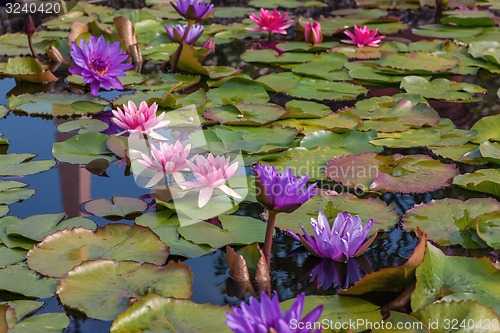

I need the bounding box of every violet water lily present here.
[165,23,204,44]
[183,153,242,208]
[341,25,385,47]
[287,211,378,262]
[171,0,214,21]
[69,35,133,96]
[226,291,323,333]
[137,140,191,188]
[248,8,294,39]
[111,100,170,138]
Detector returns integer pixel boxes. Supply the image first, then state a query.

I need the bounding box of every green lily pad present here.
[52,132,115,165]
[378,52,459,74]
[400,76,487,102]
[203,103,285,125]
[0,106,8,119]
[57,260,193,321]
[291,61,351,81]
[256,72,302,92]
[56,119,109,134]
[207,78,269,105]
[0,263,58,298]
[479,141,500,164]
[284,78,367,101]
[1,300,43,321]
[276,192,398,235]
[0,180,34,205]
[300,130,382,153]
[6,313,70,333]
[0,154,55,177]
[0,56,57,84]
[83,196,148,218]
[249,0,326,8]
[468,41,500,65]
[110,293,231,333]
[369,128,441,148]
[412,24,485,39]
[0,206,7,218]
[0,245,26,267]
[135,210,213,258]
[476,211,500,249]
[67,70,145,87]
[241,49,316,65]
[470,114,500,143]
[178,214,267,249]
[453,169,500,196]
[404,198,498,249]
[325,153,459,193]
[348,65,411,84]
[442,10,495,27]
[282,100,331,119]
[412,242,500,313]
[27,224,169,277]
[8,93,109,116]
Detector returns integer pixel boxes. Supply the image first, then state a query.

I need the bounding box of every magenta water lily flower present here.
[137,141,191,188]
[226,291,323,333]
[171,0,214,21]
[287,211,377,262]
[183,153,241,208]
[111,101,170,137]
[248,8,294,35]
[69,35,133,96]
[165,23,204,44]
[341,25,385,47]
[304,21,323,44]
[254,164,317,214]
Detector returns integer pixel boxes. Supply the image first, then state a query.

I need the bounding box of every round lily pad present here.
[300,130,382,153]
[400,76,487,102]
[27,224,169,277]
[56,119,109,134]
[52,132,115,165]
[453,169,500,196]
[0,154,55,177]
[57,260,193,321]
[203,103,286,126]
[325,153,459,193]
[404,198,498,249]
[470,114,500,143]
[82,196,148,218]
[378,52,459,74]
[207,78,269,105]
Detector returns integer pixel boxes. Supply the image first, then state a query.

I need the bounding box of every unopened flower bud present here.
[202,38,215,55]
[304,21,323,44]
[25,15,35,37]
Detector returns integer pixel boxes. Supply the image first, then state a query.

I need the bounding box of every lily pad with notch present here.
[82,196,148,219]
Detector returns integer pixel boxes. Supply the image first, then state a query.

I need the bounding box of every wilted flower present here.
[287,211,377,262]
[165,24,204,44]
[69,35,133,96]
[111,101,170,137]
[254,164,317,214]
[304,21,323,44]
[341,25,385,48]
[137,141,191,188]
[202,38,216,55]
[247,8,294,35]
[226,291,323,333]
[171,0,214,21]
[183,153,241,208]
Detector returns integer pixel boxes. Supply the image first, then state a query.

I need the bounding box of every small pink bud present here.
[304,21,323,44]
[202,38,215,55]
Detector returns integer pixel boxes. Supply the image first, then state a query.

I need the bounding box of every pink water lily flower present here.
[111,101,170,139]
[341,25,385,47]
[304,21,323,44]
[137,141,191,188]
[183,154,242,208]
[247,8,293,35]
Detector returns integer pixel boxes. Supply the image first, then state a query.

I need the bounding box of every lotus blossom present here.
[137,141,191,188]
[165,23,204,44]
[304,21,323,44]
[171,0,214,21]
[111,101,170,138]
[254,164,318,214]
[183,153,241,208]
[341,25,385,48]
[287,211,378,262]
[226,291,323,333]
[69,35,133,96]
[247,8,294,35]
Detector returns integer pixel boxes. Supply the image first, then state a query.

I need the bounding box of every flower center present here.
[89,58,109,75]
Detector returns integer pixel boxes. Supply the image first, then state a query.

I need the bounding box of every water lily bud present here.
[304,21,323,44]
[202,38,215,55]
[25,15,35,37]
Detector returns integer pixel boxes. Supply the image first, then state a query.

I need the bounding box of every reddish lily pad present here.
[57,260,193,321]
[27,224,169,277]
[325,153,459,193]
[82,196,148,218]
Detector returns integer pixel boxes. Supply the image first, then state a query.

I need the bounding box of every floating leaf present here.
[83,196,148,218]
[378,52,459,74]
[0,264,57,298]
[203,103,285,125]
[0,56,56,84]
[442,10,495,27]
[479,141,500,164]
[52,132,115,165]
[207,78,269,105]
[370,128,441,148]
[178,214,267,248]
[241,49,316,65]
[453,169,500,196]
[470,114,500,143]
[0,154,55,177]
[8,93,109,116]
[110,293,231,333]
[404,198,497,249]
[6,313,69,333]
[300,130,381,154]
[282,100,331,119]
[56,119,109,134]
[412,24,485,39]
[400,76,487,102]
[27,224,169,277]
[469,41,500,65]
[325,153,458,193]
[0,180,34,205]
[284,78,367,101]
[57,260,193,321]
[0,245,26,267]
[412,242,500,313]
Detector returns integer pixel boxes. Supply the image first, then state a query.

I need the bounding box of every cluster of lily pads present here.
[0,0,499,332]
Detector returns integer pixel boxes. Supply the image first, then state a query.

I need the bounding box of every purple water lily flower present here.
[287,211,378,262]
[165,24,204,44]
[171,0,214,21]
[69,35,133,96]
[254,164,318,214]
[226,291,323,333]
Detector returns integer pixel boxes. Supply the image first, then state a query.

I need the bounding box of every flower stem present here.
[267,31,272,42]
[170,22,193,73]
[263,210,277,268]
